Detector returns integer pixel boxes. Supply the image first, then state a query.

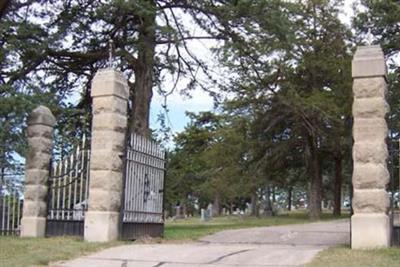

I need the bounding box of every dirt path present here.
[54,219,350,267]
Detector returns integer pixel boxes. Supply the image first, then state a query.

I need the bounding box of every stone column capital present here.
[352,45,387,79]
[91,69,129,99]
[27,105,56,127]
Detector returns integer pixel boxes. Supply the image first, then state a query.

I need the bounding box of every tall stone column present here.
[84,69,129,242]
[21,106,55,237]
[351,45,390,248]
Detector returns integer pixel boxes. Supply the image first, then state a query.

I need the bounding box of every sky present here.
[150,0,357,138]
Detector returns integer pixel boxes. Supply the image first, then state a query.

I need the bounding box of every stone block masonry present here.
[84,69,129,242]
[21,106,56,237]
[351,45,390,249]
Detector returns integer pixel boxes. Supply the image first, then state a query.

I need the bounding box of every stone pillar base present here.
[351,213,390,249]
[20,217,46,237]
[84,211,120,242]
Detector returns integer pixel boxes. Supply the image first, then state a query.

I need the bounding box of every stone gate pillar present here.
[21,106,55,237]
[84,69,129,242]
[351,45,390,248]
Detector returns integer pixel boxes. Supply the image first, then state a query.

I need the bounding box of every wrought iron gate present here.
[0,167,24,236]
[121,133,166,240]
[389,138,400,246]
[46,136,90,236]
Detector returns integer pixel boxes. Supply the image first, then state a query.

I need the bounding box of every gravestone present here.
[222,208,226,215]
[207,203,213,219]
[351,45,390,248]
[175,205,183,219]
[201,208,211,222]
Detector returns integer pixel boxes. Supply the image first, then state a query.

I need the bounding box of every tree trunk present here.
[212,194,221,216]
[0,0,10,19]
[130,1,156,137]
[264,186,273,216]
[272,187,276,204]
[250,191,258,216]
[333,152,342,217]
[308,135,322,220]
[0,167,4,186]
[349,182,354,215]
[287,187,292,211]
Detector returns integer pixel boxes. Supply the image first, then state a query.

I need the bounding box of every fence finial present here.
[108,39,114,69]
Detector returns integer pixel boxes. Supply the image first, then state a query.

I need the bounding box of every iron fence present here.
[46,135,90,236]
[389,138,400,246]
[121,132,166,239]
[0,167,24,236]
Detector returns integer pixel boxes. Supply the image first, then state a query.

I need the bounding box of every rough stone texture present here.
[88,170,123,191]
[87,189,122,211]
[351,45,390,249]
[27,106,56,127]
[353,118,388,141]
[353,77,387,98]
[21,106,55,237]
[353,141,388,164]
[89,150,124,171]
[84,69,128,242]
[84,211,120,242]
[92,113,127,132]
[353,163,389,189]
[91,131,125,151]
[20,217,46,238]
[22,201,47,217]
[91,69,128,99]
[352,45,387,79]
[24,169,49,185]
[24,185,48,201]
[351,214,390,249]
[25,137,53,169]
[352,97,389,118]
[352,189,390,213]
[26,124,54,139]
[92,97,127,115]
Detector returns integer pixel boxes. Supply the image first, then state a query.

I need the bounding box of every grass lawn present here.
[307,246,400,267]
[0,236,124,267]
[0,212,348,267]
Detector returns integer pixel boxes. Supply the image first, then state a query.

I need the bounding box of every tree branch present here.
[156,35,226,44]
[0,0,10,20]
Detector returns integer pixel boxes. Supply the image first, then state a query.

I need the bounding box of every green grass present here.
[306,246,400,267]
[0,212,348,267]
[0,236,124,267]
[164,212,349,241]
